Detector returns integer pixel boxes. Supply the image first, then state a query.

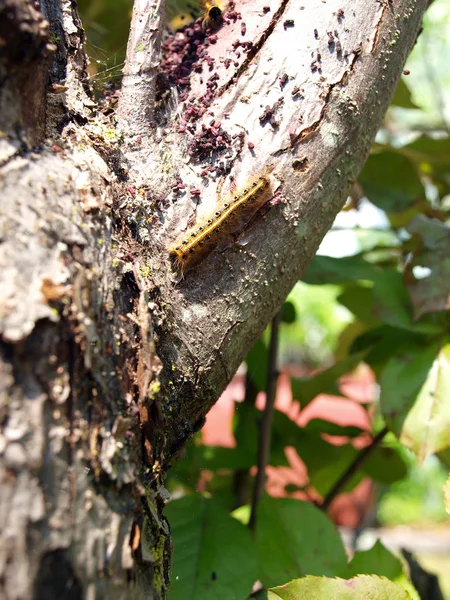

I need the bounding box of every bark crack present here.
[218,0,290,96]
[273,43,364,156]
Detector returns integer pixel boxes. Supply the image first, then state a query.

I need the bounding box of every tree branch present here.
[117,0,167,139]
[149,0,427,461]
[321,426,389,511]
[0,0,55,146]
[39,0,93,130]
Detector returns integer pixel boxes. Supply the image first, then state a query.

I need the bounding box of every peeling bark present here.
[0,0,426,598]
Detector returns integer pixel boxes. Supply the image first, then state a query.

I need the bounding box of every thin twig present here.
[248,311,282,530]
[117,0,166,138]
[320,425,389,512]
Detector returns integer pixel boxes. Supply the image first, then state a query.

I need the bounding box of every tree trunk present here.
[0,0,426,597]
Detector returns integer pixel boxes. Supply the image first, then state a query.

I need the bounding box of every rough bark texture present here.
[0,0,426,598]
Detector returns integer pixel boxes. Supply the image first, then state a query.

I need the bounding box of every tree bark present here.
[0,0,426,598]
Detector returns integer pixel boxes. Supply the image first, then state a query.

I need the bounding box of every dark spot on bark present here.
[292,158,309,172]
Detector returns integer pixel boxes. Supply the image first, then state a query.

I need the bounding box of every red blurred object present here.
[202,364,377,527]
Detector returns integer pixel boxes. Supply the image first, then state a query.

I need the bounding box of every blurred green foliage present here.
[79,0,132,82]
[378,454,448,526]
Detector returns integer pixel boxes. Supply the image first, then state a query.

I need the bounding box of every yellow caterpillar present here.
[170,173,272,275]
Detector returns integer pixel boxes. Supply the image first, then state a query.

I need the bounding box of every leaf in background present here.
[390,78,419,109]
[308,444,363,496]
[167,438,204,491]
[347,540,403,579]
[363,446,408,484]
[234,405,291,468]
[437,447,450,469]
[351,325,428,371]
[291,353,365,409]
[166,0,199,22]
[405,216,450,319]
[294,432,363,496]
[344,541,419,599]
[359,151,424,213]
[271,410,304,466]
[281,300,297,324]
[268,575,412,600]
[444,476,450,515]
[338,284,380,327]
[335,320,369,363]
[404,135,450,169]
[165,495,258,600]
[79,0,132,74]
[199,445,255,471]
[234,402,259,461]
[302,255,381,286]
[245,338,268,391]
[380,341,450,463]
[304,419,364,438]
[252,591,269,600]
[372,270,442,334]
[256,497,347,588]
[272,409,305,447]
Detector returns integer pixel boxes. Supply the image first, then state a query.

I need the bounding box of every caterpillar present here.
[170,173,273,276]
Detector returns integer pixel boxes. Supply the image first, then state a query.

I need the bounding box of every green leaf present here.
[303,255,381,286]
[347,540,403,580]
[291,354,365,408]
[245,339,268,391]
[390,78,419,109]
[338,284,380,327]
[304,419,364,438]
[234,402,259,463]
[272,409,305,447]
[268,575,412,600]
[345,541,419,600]
[372,270,441,334]
[281,300,297,324]
[166,495,258,600]
[405,216,450,319]
[199,446,254,471]
[252,590,269,600]
[359,151,424,213]
[444,475,450,515]
[363,446,408,484]
[437,447,450,469]
[380,341,450,462]
[270,410,302,466]
[401,136,450,200]
[256,497,347,588]
[403,135,450,169]
[167,439,204,490]
[234,405,291,468]
[296,436,363,495]
[351,325,429,370]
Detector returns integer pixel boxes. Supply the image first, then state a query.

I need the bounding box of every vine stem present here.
[320,425,389,512]
[249,310,282,531]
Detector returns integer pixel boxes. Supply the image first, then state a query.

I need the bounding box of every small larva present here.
[170,173,272,276]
